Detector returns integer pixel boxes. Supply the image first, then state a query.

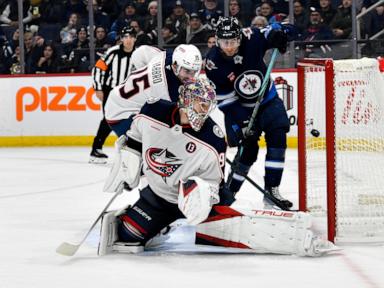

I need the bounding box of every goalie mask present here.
[178,78,217,132]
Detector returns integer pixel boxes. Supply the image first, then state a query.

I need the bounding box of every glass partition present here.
[0,0,382,74]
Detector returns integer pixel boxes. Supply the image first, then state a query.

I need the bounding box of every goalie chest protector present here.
[128,100,226,204]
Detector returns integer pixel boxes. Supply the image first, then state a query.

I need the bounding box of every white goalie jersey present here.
[126,100,226,204]
[104,48,171,123]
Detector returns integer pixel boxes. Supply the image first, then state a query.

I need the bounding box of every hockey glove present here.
[103,135,142,193]
[267,29,288,54]
[178,176,219,225]
[226,121,243,147]
[262,23,293,54]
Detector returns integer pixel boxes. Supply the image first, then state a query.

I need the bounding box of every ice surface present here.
[0,147,383,288]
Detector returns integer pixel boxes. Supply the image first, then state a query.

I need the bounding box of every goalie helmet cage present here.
[297,58,384,244]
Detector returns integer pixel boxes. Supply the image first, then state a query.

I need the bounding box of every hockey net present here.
[297,58,384,244]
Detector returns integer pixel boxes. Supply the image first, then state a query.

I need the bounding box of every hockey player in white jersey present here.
[105,44,203,137]
[98,78,339,257]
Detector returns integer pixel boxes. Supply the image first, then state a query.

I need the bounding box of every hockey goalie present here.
[99,77,339,257]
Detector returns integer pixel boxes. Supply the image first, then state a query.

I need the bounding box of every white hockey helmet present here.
[178,76,217,131]
[172,44,202,79]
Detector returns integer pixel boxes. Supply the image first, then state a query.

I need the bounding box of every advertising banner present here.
[0,75,102,137]
[0,71,299,146]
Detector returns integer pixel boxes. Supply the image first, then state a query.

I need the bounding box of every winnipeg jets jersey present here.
[204,27,278,107]
[105,48,182,122]
[127,100,226,204]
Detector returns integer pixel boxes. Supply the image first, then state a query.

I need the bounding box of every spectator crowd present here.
[0,0,382,74]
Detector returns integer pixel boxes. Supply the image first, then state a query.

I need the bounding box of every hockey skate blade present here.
[56,242,79,256]
[89,157,108,165]
[112,242,144,253]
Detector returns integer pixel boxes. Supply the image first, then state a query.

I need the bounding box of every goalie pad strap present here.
[126,136,142,154]
[196,232,251,249]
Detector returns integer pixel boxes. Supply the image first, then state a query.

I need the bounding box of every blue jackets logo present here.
[145,148,182,180]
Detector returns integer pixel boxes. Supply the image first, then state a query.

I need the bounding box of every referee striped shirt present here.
[92,44,134,91]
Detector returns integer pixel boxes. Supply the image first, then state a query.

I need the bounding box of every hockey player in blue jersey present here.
[204,17,296,208]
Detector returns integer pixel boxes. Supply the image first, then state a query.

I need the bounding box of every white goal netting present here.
[302,58,384,243]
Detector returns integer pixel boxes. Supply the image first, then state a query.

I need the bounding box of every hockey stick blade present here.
[56,242,81,256]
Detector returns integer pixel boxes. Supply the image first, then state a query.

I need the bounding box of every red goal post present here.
[297,58,384,244]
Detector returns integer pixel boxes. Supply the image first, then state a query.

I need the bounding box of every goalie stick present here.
[56,191,121,256]
[227,49,279,190]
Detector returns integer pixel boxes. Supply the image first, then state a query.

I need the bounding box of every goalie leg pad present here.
[98,209,143,256]
[98,210,119,256]
[196,206,339,256]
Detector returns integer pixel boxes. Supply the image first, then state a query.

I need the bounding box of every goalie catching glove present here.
[178,176,220,225]
[103,135,142,194]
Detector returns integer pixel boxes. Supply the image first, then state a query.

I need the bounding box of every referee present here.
[89,26,137,164]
